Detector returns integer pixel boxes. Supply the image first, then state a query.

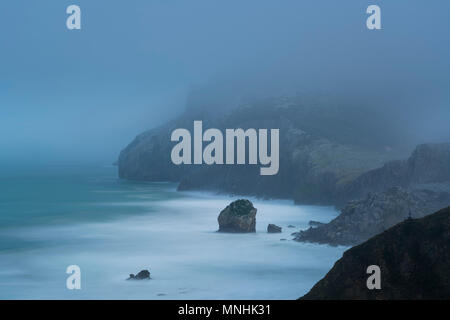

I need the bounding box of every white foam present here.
[0,190,346,299]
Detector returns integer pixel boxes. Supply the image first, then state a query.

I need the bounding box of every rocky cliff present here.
[341,143,450,203]
[301,206,450,300]
[118,96,450,248]
[295,187,450,246]
[118,96,402,203]
[292,143,450,246]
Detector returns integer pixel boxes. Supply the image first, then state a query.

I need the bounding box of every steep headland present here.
[118,96,404,203]
[340,142,450,203]
[295,186,450,246]
[118,96,450,247]
[301,206,450,300]
[295,144,450,246]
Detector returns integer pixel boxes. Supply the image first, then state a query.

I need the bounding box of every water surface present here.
[0,165,346,299]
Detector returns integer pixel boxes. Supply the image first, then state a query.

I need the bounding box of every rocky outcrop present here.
[127,270,151,280]
[294,187,450,246]
[293,144,450,246]
[118,119,192,183]
[118,92,450,208]
[267,224,282,233]
[341,143,450,203]
[118,96,402,203]
[308,221,325,228]
[301,206,450,300]
[218,199,257,233]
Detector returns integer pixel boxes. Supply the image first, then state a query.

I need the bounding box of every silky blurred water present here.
[0,164,346,299]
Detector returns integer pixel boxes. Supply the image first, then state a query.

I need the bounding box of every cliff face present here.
[295,187,450,246]
[118,96,450,235]
[301,206,450,300]
[118,118,193,182]
[293,143,450,246]
[341,143,450,202]
[118,97,400,203]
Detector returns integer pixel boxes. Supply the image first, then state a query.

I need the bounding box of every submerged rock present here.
[267,224,282,233]
[127,269,151,280]
[218,199,257,233]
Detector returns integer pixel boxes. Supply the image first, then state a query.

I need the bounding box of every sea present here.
[0,164,347,299]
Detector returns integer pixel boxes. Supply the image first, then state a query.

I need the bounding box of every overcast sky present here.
[1,0,449,165]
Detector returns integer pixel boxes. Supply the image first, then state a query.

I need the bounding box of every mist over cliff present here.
[1,1,449,164]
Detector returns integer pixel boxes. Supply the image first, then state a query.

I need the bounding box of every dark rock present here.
[301,206,450,300]
[287,225,296,228]
[127,269,150,280]
[308,221,324,228]
[295,187,449,246]
[218,199,257,233]
[267,224,282,233]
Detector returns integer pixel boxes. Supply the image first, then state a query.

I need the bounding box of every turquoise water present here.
[0,164,346,299]
[0,164,181,252]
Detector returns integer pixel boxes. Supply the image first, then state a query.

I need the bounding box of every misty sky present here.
[1,1,449,164]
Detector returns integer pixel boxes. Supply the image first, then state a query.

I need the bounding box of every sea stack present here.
[218,199,257,233]
[267,224,282,233]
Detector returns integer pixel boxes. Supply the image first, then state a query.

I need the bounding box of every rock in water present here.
[218,199,257,233]
[267,224,282,233]
[127,269,150,280]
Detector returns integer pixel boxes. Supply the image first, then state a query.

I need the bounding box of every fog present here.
[1,0,449,164]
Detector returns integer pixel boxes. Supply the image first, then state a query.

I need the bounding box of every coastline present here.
[0,165,347,299]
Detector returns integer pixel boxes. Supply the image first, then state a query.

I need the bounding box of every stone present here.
[218,199,257,233]
[127,269,150,280]
[267,224,282,233]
